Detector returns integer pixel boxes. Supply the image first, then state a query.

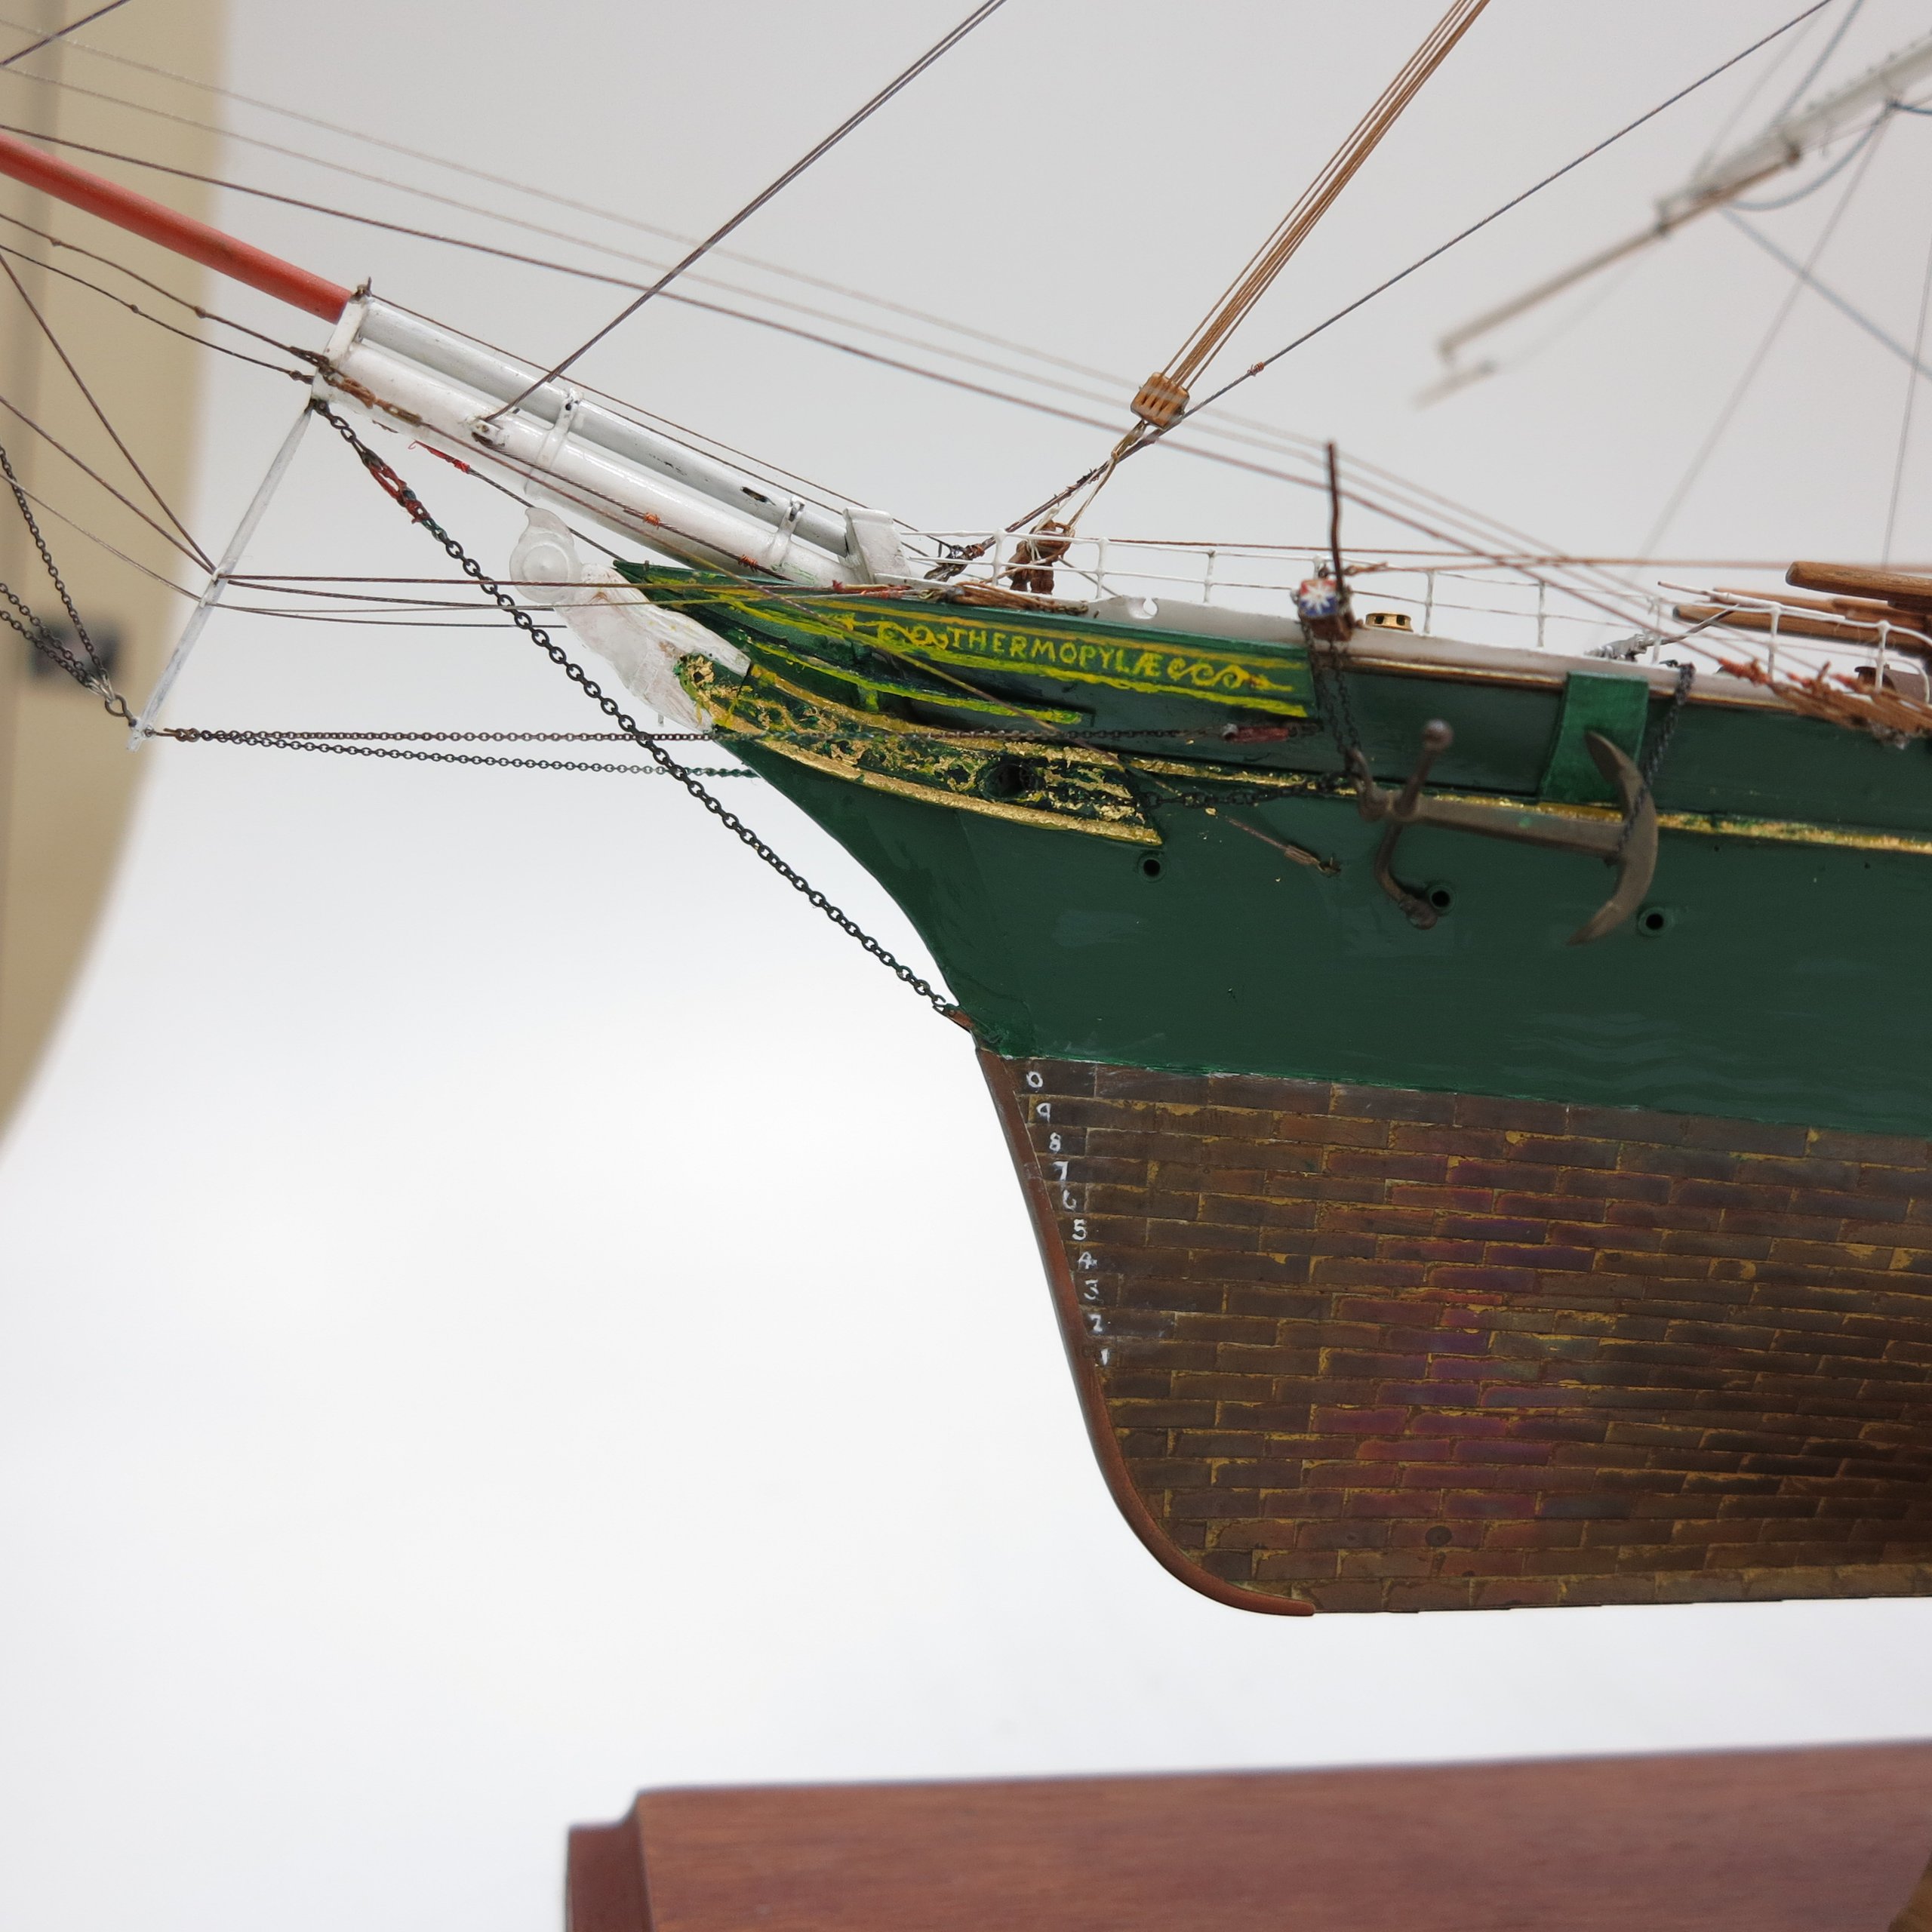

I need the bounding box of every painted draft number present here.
[1026,1065,1109,1364]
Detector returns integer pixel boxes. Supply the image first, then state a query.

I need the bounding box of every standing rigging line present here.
[1687,1,1824,175]
[1643,109,1888,556]
[1729,103,1891,209]
[0,379,208,565]
[8,22,1181,397]
[1721,203,1932,382]
[312,402,961,1024]
[0,202,316,356]
[0,0,129,70]
[1013,0,1841,533]
[0,237,309,374]
[0,254,211,567]
[0,119,651,288]
[8,22,1641,606]
[1884,211,1932,562]
[1768,0,1866,124]
[1128,0,1494,435]
[482,0,1015,420]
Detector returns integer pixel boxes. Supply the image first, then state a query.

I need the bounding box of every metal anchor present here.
[1350,720,1658,946]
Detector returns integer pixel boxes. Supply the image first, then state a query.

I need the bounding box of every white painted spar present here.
[131,398,315,742]
[1435,29,1932,373]
[1662,29,1932,223]
[321,296,908,586]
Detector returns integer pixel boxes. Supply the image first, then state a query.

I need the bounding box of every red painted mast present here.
[0,127,352,322]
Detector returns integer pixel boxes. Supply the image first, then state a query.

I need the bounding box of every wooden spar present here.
[0,126,351,321]
[1712,584,1899,619]
[1434,30,1932,376]
[1675,602,1932,651]
[1787,560,1932,611]
[1434,166,1786,367]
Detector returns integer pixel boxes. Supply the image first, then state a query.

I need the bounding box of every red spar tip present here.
[0,127,353,323]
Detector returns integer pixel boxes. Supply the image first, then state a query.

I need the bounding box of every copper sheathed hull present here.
[983,1052,1932,1614]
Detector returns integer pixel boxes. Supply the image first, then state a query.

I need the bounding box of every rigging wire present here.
[0,379,209,566]
[158,728,753,777]
[1730,101,1890,208]
[0,39,1672,633]
[0,0,128,69]
[1451,251,1650,389]
[0,14,1145,398]
[0,27,1646,617]
[2,466,191,596]
[486,0,1014,417]
[0,118,651,288]
[1687,2,1823,174]
[1769,0,1866,122]
[0,237,309,374]
[0,208,1651,635]
[1884,211,1932,562]
[1020,0,1844,530]
[1148,0,1493,405]
[0,203,321,355]
[312,400,961,1020]
[1721,205,1932,382]
[1643,109,1887,556]
[0,253,211,567]
[375,296,1643,623]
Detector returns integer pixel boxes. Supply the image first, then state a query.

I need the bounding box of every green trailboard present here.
[625,568,1932,1137]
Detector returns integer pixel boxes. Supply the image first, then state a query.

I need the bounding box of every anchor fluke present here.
[1352,724,1659,944]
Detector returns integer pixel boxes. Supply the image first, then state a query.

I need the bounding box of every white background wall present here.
[2,4,1930,1927]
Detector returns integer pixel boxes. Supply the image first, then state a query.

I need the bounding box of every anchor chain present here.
[0,437,135,725]
[1615,660,1694,859]
[312,403,962,1024]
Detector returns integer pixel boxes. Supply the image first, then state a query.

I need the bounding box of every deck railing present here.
[897,531,1932,691]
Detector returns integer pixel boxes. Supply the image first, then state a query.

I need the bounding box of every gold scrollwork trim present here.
[1432,790,1932,858]
[758,738,1163,844]
[682,657,1161,846]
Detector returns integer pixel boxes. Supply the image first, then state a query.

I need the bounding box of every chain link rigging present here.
[156,724,753,778]
[310,402,962,1023]
[0,435,135,724]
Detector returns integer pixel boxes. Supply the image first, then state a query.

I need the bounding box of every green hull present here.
[635,569,1932,1137]
[624,568,1932,1616]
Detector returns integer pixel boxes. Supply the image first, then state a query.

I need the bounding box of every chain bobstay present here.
[159,725,754,779]
[0,438,137,724]
[309,402,964,1026]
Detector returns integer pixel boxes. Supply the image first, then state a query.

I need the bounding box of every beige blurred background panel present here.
[0,0,223,1127]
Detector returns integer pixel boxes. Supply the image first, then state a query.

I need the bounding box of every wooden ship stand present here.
[566,1744,1932,1932]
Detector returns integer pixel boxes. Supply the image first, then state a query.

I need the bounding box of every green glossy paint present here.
[1539,671,1651,805]
[625,568,1932,1135]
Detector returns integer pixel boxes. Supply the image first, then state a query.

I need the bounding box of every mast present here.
[0,128,905,588]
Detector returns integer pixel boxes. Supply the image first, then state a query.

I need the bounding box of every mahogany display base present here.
[565,1743,1932,1931]
[983,1053,1932,1614]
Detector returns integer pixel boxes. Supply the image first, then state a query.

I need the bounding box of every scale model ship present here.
[3,0,1930,1623]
